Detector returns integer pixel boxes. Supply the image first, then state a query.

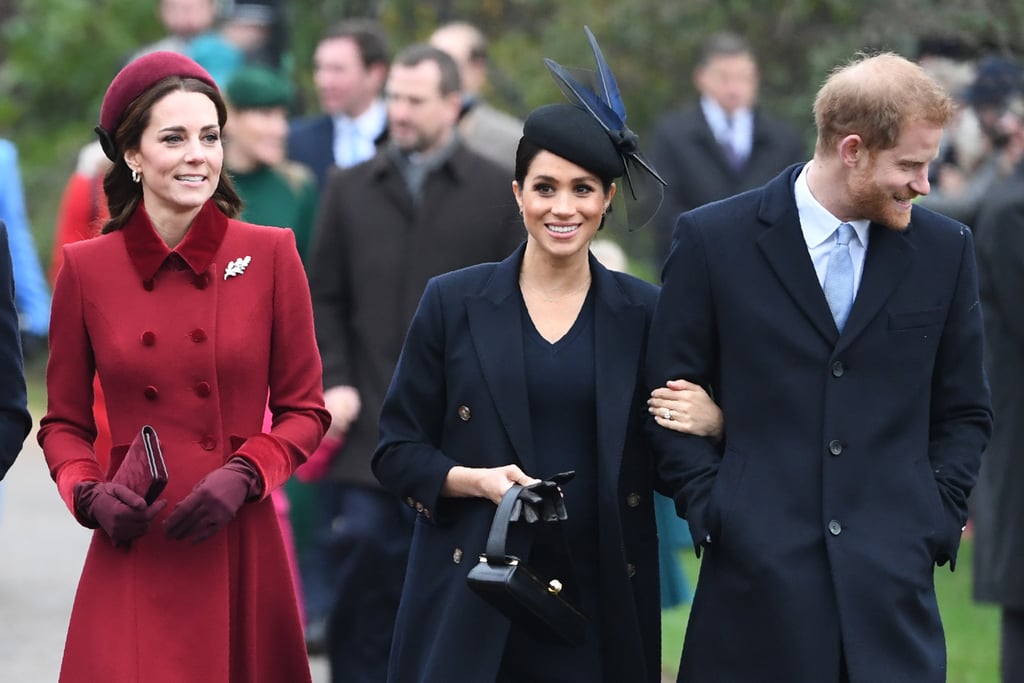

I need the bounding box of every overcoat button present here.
[828,520,842,536]
[190,329,207,343]
[832,361,844,377]
[142,279,154,291]
[452,547,463,564]
[828,440,843,456]
[200,435,217,451]
[458,405,472,422]
[143,385,158,400]
[406,497,416,508]
[141,331,156,346]
[423,509,432,520]
[415,501,424,512]
[193,273,209,289]
[626,563,637,578]
[195,381,212,398]
[626,492,641,508]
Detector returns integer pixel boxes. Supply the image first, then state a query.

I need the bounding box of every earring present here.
[131,168,140,183]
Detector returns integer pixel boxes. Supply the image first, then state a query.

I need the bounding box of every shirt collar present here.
[700,95,752,139]
[123,200,228,281]
[333,99,387,140]
[795,164,869,249]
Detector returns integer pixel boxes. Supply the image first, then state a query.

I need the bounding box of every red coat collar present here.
[123,200,228,281]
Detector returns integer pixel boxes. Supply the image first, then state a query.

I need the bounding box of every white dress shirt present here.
[794,164,870,295]
[333,99,387,168]
[701,96,754,162]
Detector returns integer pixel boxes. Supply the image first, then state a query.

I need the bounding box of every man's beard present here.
[847,166,914,231]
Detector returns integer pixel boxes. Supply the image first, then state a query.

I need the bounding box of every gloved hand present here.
[74,481,167,548]
[164,459,261,544]
[511,471,575,524]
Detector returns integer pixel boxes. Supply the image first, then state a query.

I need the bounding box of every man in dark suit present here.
[307,44,522,683]
[971,89,1024,683]
[0,221,32,482]
[647,53,992,682]
[648,32,806,265]
[287,19,390,191]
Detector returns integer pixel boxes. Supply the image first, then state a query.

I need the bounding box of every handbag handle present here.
[484,484,524,563]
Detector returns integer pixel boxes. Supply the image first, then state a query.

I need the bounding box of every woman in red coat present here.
[38,51,330,682]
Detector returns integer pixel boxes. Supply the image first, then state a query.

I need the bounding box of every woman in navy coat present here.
[373,32,722,683]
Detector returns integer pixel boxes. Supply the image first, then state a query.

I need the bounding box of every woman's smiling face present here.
[514,149,614,260]
[124,89,223,218]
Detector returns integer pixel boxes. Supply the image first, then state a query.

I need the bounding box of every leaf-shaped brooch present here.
[224,256,252,280]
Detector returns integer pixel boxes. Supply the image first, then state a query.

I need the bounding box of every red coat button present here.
[190,329,207,343]
[143,385,158,400]
[200,435,216,451]
[142,279,154,291]
[193,273,209,290]
[195,381,212,397]
[141,331,156,346]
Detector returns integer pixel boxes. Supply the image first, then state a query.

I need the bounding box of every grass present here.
[660,541,1000,681]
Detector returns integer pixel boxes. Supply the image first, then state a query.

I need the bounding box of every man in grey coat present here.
[307,44,522,683]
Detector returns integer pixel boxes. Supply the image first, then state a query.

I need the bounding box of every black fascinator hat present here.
[525,26,665,230]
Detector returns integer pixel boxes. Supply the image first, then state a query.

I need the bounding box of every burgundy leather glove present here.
[74,481,167,548]
[164,459,262,544]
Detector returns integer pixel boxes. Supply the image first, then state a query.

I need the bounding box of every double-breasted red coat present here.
[38,200,330,682]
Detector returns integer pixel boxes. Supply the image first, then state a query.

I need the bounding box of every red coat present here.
[39,200,329,682]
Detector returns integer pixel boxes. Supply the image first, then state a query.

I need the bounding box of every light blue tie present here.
[823,223,856,332]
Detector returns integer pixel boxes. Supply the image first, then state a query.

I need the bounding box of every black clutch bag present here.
[111,425,168,504]
[466,479,587,646]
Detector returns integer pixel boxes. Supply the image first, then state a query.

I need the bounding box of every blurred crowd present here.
[3,1,1024,680]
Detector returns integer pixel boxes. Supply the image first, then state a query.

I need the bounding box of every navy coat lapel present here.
[465,247,648,481]
[466,246,537,473]
[591,257,648,489]
[755,166,839,344]
[838,222,912,347]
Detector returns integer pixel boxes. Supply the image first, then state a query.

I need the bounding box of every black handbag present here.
[466,480,587,646]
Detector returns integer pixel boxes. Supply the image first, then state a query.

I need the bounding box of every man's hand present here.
[324,385,361,438]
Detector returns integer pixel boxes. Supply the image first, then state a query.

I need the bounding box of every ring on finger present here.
[663,409,672,420]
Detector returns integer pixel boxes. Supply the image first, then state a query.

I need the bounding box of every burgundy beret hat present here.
[96,51,217,159]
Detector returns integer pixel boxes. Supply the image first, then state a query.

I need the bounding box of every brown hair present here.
[102,75,242,233]
[813,52,954,156]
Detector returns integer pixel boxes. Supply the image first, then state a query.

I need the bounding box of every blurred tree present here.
[3,0,1024,273]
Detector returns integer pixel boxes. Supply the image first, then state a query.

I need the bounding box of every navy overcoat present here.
[374,244,664,682]
[647,164,992,683]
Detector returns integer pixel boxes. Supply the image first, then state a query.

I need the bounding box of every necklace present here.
[519,276,592,303]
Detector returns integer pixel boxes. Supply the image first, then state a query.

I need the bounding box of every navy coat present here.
[647,164,992,683]
[373,245,663,682]
[287,115,335,192]
[0,221,30,479]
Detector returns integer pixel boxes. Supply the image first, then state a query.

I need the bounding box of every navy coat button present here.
[832,361,844,377]
[143,385,158,400]
[828,519,842,536]
[626,492,641,508]
[141,331,156,346]
[458,405,472,422]
[452,547,463,564]
[406,497,416,508]
[828,440,843,456]
[626,562,637,578]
